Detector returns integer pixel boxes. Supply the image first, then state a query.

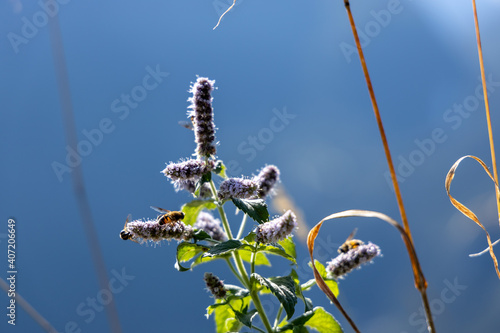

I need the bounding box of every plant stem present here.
[342,1,434,332]
[273,305,284,329]
[472,0,500,226]
[210,179,274,333]
[225,257,246,286]
[236,213,249,239]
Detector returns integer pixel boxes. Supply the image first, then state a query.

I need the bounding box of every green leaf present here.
[234,308,258,328]
[174,242,209,271]
[308,260,339,297]
[276,309,315,332]
[290,269,313,312]
[225,284,250,298]
[192,229,212,242]
[181,199,217,226]
[195,171,212,197]
[209,296,252,333]
[214,160,228,179]
[239,250,271,266]
[252,273,297,319]
[256,244,296,264]
[277,307,342,333]
[231,198,269,223]
[304,307,342,333]
[204,240,243,257]
[279,236,297,260]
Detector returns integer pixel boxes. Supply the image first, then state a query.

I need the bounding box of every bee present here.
[150,206,185,225]
[338,228,364,254]
[178,116,195,131]
[120,215,139,243]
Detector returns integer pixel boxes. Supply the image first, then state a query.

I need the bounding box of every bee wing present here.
[124,214,132,228]
[178,117,194,131]
[150,206,171,214]
[345,228,358,241]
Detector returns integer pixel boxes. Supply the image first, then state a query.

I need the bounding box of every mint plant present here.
[119,77,384,332]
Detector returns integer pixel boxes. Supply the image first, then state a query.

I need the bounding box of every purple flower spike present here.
[162,159,214,182]
[255,210,297,244]
[217,178,259,201]
[124,219,193,243]
[194,211,227,242]
[254,165,280,198]
[204,272,227,299]
[325,242,381,279]
[188,77,217,159]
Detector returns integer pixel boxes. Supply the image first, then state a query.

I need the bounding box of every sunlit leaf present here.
[175,242,209,271]
[232,198,269,223]
[252,273,297,319]
[181,199,217,226]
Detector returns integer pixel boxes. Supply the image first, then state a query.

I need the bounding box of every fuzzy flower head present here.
[121,219,193,244]
[187,77,217,159]
[174,179,212,198]
[218,178,259,201]
[194,211,227,242]
[255,210,297,244]
[162,159,214,182]
[325,242,381,279]
[204,272,227,299]
[254,165,280,198]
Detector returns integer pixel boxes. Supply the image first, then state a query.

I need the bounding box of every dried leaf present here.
[445,155,500,279]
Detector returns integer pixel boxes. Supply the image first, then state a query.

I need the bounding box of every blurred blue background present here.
[2,0,500,332]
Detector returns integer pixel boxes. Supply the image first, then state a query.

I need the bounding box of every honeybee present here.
[120,215,139,243]
[178,116,195,130]
[150,206,185,225]
[338,228,364,254]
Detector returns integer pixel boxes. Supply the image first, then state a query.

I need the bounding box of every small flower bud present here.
[125,219,194,244]
[325,242,381,279]
[188,77,217,158]
[162,159,214,182]
[254,165,280,198]
[204,272,227,299]
[194,211,227,242]
[255,210,297,244]
[217,178,259,201]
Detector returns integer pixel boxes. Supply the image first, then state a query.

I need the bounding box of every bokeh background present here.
[2,0,500,332]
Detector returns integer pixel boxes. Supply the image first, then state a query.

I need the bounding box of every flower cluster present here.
[204,272,227,299]
[254,165,280,198]
[255,210,297,244]
[162,159,214,182]
[194,211,227,242]
[217,178,259,201]
[188,77,217,159]
[125,219,194,243]
[175,179,212,198]
[325,242,381,279]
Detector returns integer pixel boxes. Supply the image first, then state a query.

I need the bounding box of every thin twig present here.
[47,9,121,333]
[472,0,500,227]
[0,278,58,333]
[342,0,434,331]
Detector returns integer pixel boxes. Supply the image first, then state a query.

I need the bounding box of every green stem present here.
[209,179,273,333]
[224,258,246,286]
[273,305,284,329]
[236,213,249,240]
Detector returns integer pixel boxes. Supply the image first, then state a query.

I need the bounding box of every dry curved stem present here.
[470,238,500,257]
[307,210,434,333]
[445,155,500,279]
[472,0,500,228]
[213,0,236,30]
[342,0,422,289]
